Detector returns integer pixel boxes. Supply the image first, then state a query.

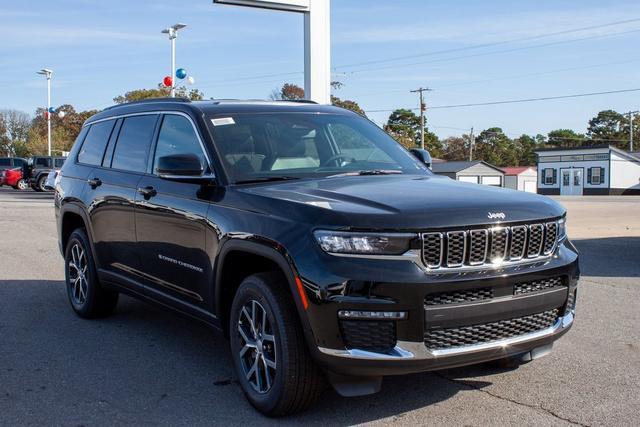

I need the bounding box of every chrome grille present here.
[527,224,544,257]
[489,227,508,262]
[446,231,466,267]
[543,222,557,254]
[422,232,443,268]
[510,226,527,260]
[421,220,560,271]
[468,230,488,265]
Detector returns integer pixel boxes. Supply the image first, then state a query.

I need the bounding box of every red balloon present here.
[163,76,173,87]
[44,111,49,119]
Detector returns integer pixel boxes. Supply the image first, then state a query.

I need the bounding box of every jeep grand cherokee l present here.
[55,98,578,416]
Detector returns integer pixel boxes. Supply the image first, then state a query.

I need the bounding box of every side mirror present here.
[156,154,215,184]
[410,148,432,169]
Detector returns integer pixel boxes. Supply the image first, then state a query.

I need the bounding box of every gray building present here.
[431,161,505,187]
[536,145,640,196]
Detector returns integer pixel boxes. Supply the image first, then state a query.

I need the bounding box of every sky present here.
[1,0,639,139]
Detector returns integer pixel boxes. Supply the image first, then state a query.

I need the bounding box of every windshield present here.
[207,113,430,183]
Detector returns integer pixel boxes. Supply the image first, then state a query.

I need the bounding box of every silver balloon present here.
[187,76,195,85]
[58,111,66,118]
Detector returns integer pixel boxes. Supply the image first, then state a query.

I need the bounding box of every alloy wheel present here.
[17,180,28,190]
[237,299,277,394]
[68,243,88,305]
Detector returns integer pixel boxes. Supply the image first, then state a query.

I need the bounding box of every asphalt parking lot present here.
[1,187,639,426]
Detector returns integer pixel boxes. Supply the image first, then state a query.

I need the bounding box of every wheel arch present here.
[215,238,314,343]
[59,204,97,261]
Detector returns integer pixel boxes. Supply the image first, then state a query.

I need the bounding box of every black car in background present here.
[54,98,579,416]
[24,156,66,191]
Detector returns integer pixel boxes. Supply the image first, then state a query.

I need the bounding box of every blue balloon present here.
[176,68,187,79]
[48,107,55,113]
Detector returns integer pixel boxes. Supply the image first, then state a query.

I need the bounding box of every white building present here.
[535,145,640,196]
[431,161,504,186]
[502,167,538,193]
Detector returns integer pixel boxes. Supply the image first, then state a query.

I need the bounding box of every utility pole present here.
[469,127,475,161]
[410,87,432,150]
[627,110,639,152]
[37,68,53,156]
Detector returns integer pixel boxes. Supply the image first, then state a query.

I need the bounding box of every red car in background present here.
[1,168,29,190]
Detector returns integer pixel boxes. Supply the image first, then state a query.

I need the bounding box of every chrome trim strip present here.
[419,254,553,273]
[317,313,573,361]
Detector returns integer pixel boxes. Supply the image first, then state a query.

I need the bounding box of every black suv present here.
[55,99,579,416]
[24,155,66,191]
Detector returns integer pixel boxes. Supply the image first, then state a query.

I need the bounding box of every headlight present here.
[314,230,416,255]
[558,217,567,240]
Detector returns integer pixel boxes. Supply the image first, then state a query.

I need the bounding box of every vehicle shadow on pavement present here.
[572,237,640,278]
[0,279,493,425]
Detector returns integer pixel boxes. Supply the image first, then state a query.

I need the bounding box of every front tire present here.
[64,228,119,318]
[16,179,29,191]
[229,272,325,416]
[36,175,47,192]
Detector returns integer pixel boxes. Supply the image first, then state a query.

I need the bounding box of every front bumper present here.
[300,240,579,377]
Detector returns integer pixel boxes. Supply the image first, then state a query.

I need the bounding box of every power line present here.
[193,18,640,87]
[365,88,640,113]
[340,28,640,75]
[336,17,640,70]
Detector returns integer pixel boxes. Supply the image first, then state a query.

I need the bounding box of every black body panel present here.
[55,100,579,379]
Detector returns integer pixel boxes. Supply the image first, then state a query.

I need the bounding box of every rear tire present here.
[16,179,29,191]
[229,272,325,416]
[64,228,119,318]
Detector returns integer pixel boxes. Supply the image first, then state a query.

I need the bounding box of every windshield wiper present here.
[326,169,403,178]
[234,176,300,185]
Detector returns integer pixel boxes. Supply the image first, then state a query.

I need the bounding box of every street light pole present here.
[627,110,639,152]
[37,68,53,156]
[161,23,186,97]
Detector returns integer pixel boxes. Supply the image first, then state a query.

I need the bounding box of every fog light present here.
[338,310,407,320]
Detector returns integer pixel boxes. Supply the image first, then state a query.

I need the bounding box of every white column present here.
[47,75,52,156]
[304,0,330,104]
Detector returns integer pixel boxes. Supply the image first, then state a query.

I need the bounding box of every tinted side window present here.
[35,158,50,167]
[0,159,10,166]
[111,115,158,172]
[153,115,206,174]
[14,158,25,167]
[78,120,115,165]
[55,158,65,168]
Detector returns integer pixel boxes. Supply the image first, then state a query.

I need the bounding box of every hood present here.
[234,174,564,230]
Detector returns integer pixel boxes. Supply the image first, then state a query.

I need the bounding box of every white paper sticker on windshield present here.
[211,117,235,126]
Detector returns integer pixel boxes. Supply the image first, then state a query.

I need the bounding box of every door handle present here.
[137,186,157,198]
[87,178,102,188]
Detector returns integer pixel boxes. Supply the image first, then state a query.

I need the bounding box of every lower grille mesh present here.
[340,320,397,353]
[514,277,564,294]
[425,288,493,305]
[424,309,560,350]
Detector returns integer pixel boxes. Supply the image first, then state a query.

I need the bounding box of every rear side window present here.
[0,159,10,166]
[55,158,65,168]
[78,120,116,165]
[111,115,158,172]
[14,158,25,167]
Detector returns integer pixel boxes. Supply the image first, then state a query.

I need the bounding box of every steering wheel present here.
[320,154,355,168]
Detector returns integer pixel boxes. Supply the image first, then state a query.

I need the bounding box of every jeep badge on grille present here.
[487,212,506,220]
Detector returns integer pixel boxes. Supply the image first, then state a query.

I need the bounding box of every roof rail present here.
[104,97,191,110]
[275,99,318,104]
